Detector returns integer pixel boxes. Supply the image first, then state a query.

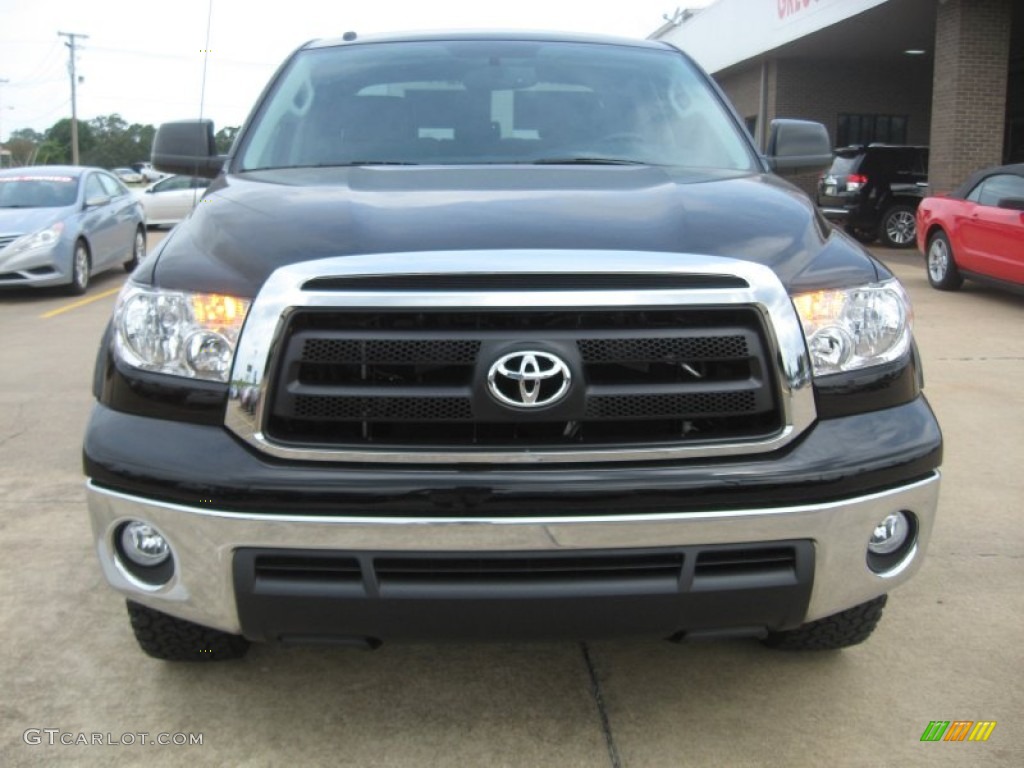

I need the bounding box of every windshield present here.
[0,175,79,208]
[237,40,757,171]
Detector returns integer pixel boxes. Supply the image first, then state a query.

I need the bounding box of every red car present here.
[916,163,1024,292]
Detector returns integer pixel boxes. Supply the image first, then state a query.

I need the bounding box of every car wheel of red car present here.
[879,204,917,248]
[926,231,964,291]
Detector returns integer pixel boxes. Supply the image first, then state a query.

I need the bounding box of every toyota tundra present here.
[83,32,942,660]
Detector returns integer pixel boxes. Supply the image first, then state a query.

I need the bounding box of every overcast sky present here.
[0,0,712,140]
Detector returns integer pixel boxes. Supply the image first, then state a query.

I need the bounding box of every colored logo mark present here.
[920,721,996,742]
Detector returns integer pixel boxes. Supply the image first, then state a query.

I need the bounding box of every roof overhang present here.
[654,0,937,75]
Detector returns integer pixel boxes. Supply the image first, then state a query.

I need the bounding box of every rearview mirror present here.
[765,119,832,175]
[152,119,225,177]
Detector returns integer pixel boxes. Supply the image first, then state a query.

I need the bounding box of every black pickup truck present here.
[83,32,941,661]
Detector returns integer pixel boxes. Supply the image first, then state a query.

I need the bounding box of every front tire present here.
[66,240,90,296]
[926,230,963,291]
[124,226,146,273]
[127,601,250,661]
[879,204,917,248]
[761,595,887,651]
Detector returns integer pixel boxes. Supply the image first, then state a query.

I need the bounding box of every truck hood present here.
[147,165,879,296]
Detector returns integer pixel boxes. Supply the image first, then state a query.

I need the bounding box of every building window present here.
[836,114,908,146]
[744,116,758,138]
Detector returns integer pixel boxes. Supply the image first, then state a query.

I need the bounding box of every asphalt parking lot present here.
[1,236,1021,767]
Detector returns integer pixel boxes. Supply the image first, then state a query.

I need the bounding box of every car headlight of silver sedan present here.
[113,283,251,383]
[2,222,64,259]
[791,279,913,376]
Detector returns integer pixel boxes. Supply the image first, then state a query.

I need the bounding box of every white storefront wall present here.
[657,0,892,73]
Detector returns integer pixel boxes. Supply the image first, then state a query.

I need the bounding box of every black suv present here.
[817,144,929,248]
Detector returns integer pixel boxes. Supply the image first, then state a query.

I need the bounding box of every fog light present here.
[120,521,171,567]
[868,512,910,555]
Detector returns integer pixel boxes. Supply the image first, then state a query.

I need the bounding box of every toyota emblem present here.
[487,351,572,408]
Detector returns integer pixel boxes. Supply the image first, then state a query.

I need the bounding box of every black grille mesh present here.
[302,338,480,364]
[579,336,749,362]
[266,307,780,450]
[294,395,473,421]
[586,392,758,420]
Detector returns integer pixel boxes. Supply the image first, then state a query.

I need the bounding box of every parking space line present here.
[40,286,121,319]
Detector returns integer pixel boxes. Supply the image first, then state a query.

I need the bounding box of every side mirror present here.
[997,197,1024,212]
[766,119,832,175]
[152,119,225,177]
[84,195,111,208]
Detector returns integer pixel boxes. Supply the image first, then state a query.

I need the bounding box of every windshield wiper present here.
[531,157,647,166]
[340,161,420,166]
[243,161,420,171]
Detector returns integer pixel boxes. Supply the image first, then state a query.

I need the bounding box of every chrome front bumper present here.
[87,473,940,636]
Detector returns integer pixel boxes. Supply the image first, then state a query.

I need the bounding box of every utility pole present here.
[0,78,8,150]
[58,31,89,165]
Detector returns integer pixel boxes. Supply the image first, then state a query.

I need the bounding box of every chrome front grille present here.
[223,250,816,463]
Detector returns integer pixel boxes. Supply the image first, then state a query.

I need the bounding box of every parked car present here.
[131,162,166,183]
[916,163,1024,292]
[113,167,144,185]
[817,144,929,248]
[135,174,208,227]
[0,166,147,294]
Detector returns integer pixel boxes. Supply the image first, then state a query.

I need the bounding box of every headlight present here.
[792,279,912,376]
[113,283,251,382]
[3,222,64,257]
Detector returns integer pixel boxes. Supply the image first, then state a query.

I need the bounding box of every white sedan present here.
[134,175,209,227]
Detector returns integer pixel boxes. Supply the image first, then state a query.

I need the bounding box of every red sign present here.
[777,0,819,20]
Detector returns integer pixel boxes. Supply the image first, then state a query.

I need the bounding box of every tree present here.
[9,127,43,142]
[82,114,155,169]
[5,128,44,166]
[37,119,95,165]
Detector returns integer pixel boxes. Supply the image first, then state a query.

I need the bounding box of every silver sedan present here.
[0,166,147,294]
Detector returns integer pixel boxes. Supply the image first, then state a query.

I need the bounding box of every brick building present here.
[652,0,1023,195]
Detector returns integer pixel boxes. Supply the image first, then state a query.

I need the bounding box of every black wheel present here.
[126,600,250,661]
[926,230,963,291]
[66,240,90,295]
[878,204,917,248]
[124,226,146,272]
[761,595,887,651]
[843,224,876,244]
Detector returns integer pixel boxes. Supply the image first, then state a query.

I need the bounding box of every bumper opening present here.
[232,542,815,643]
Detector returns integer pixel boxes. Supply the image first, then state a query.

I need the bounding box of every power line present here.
[84,44,271,68]
[9,98,71,128]
[17,39,63,83]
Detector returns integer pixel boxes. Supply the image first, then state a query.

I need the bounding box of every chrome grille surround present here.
[224,250,815,464]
